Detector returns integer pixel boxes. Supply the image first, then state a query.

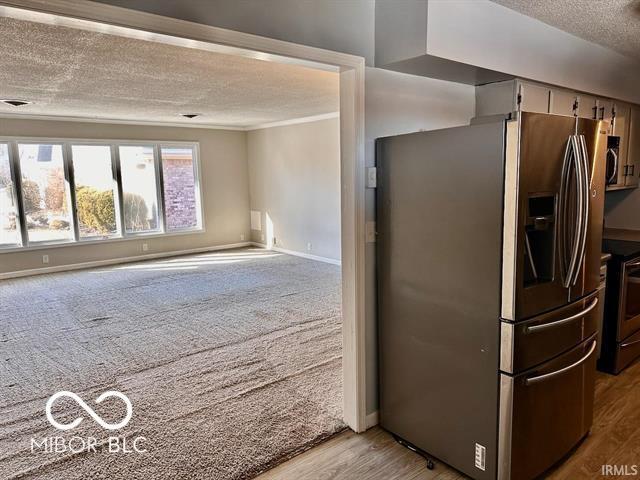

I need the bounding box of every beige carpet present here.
[0,248,344,479]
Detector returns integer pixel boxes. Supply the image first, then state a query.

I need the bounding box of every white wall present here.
[0,117,249,274]
[248,117,341,261]
[364,67,476,412]
[425,0,640,103]
[95,0,376,66]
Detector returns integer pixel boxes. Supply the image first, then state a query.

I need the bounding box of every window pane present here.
[161,147,200,231]
[72,145,119,239]
[18,144,73,243]
[0,144,21,247]
[119,146,159,234]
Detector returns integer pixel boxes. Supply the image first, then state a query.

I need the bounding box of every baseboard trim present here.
[251,242,341,266]
[0,242,252,280]
[365,411,379,429]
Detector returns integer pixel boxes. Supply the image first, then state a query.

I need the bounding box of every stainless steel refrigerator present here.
[376,112,606,480]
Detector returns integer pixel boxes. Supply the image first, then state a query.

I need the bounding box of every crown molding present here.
[245,112,340,131]
[0,112,246,131]
[0,112,341,132]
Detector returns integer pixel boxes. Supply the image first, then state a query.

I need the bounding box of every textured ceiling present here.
[492,0,640,61]
[0,17,339,128]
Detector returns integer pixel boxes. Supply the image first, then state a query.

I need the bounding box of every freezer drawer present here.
[618,259,640,341]
[498,335,597,480]
[501,292,599,373]
[607,328,640,374]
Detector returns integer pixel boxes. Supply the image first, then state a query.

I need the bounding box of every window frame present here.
[69,142,123,242]
[0,142,23,248]
[0,136,204,253]
[159,142,204,233]
[15,140,76,247]
[117,142,165,237]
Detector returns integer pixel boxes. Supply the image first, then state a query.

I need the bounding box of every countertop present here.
[602,228,640,261]
[603,228,640,243]
[602,239,640,261]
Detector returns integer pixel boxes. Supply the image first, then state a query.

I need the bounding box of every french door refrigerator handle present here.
[524,340,597,385]
[525,297,598,333]
[558,137,572,287]
[570,135,590,287]
[565,135,584,288]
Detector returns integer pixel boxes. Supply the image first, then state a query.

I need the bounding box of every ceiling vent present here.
[1,99,32,107]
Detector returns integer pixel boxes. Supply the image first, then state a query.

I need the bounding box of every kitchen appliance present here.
[599,240,640,374]
[377,112,606,480]
[597,254,611,358]
[606,135,621,186]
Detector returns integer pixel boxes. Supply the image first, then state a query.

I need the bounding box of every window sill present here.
[0,227,206,254]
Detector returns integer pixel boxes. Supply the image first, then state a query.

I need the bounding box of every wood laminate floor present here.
[257,360,640,480]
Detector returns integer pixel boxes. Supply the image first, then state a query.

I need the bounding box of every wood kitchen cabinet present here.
[474,79,638,192]
[606,102,638,191]
[549,89,577,117]
[626,106,640,188]
[597,99,614,134]
[519,82,551,114]
[475,79,550,116]
[577,94,598,119]
[614,103,631,179]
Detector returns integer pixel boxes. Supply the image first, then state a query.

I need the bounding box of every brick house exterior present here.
[162,149,198,230]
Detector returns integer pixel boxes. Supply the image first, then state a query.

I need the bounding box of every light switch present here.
[366,167,377,188]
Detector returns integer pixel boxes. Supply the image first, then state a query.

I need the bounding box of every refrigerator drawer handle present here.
[621,338,640,348]
[525,340,597,386]
[525,298,598,333]
[626,261,640,268]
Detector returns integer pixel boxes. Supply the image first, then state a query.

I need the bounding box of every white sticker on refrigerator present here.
[475,443,486,471]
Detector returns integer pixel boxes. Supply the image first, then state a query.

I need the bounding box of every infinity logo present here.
[45,391,132,431]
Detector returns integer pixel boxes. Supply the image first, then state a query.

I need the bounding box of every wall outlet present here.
[273,237,277,246]
[307,242,312,251]
[142,243,149,252]
[366,221,376,243]
[240,234,245,241]
[42,254,49,264]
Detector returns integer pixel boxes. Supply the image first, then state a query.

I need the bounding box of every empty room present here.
[0,9,342,479]
[4,1,640,480]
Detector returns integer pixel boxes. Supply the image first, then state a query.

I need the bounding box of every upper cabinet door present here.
[626,106,640,188]
[577,95,598,119]
[614,103,631,179]
[597,99,614,133]
[518,82,550,114]
[549,89,577,117]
